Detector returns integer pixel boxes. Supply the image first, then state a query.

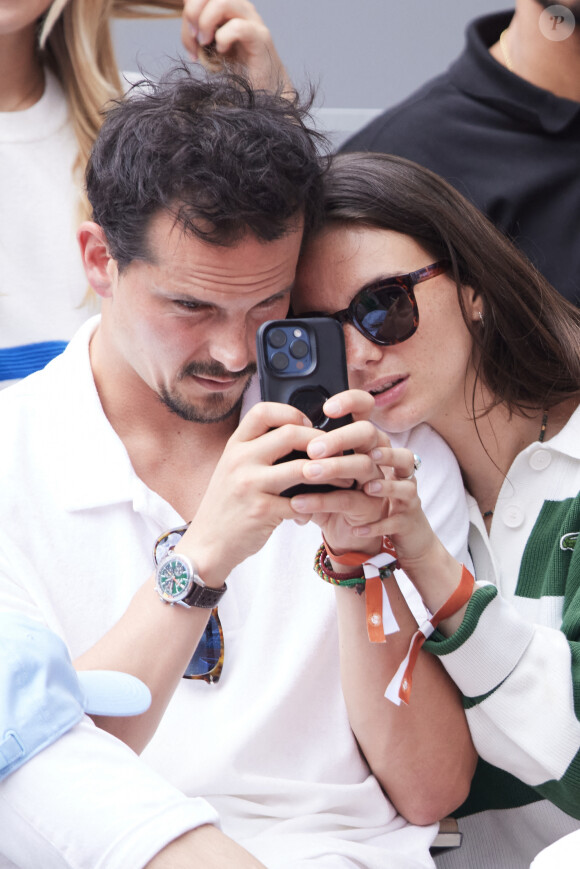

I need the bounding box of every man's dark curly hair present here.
[85,65,328,270]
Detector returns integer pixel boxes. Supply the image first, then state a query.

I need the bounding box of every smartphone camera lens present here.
[267,329,287,349]
[289,339,308,359]
[271,351,289,371]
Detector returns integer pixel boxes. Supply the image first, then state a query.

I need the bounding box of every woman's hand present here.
[359,444,444,573]
[182,0,292,92]
[287,389,445,575]
[286,391,394,559]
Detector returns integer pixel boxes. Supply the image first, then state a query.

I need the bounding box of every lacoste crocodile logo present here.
[560,532,578,551]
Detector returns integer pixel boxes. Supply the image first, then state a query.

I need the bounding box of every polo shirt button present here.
[529,450,551,470]
[502,505,524,528]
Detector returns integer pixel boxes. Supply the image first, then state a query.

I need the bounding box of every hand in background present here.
[182,0,292,92]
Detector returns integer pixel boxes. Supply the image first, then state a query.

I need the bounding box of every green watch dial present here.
[157,556,191,602]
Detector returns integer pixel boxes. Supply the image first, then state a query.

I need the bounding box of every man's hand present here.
[176,401,320,585]
[177,390,422,586]
[182,0,292,92]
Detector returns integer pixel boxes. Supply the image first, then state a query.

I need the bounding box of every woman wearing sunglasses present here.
[291,152,580,869]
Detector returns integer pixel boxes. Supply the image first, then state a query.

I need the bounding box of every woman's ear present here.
[77,222,117,299]
[461,283,483,324]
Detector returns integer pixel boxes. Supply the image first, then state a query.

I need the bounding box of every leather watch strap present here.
[182,580,227,609]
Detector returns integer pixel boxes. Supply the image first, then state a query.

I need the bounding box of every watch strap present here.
[182,580,227,609]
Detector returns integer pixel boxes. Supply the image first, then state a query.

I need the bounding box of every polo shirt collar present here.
[448,11,580,133]
[51,317,171,520]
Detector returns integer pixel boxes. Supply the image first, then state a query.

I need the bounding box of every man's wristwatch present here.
[154,552,227,609]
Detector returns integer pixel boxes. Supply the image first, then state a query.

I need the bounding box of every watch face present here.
[157,555,192,603]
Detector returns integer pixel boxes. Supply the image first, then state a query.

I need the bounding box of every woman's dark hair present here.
[319,152,580,413]
[85,65,328,270]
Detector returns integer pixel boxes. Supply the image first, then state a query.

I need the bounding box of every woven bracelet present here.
[314,543,365,590]
[314,543,400,594]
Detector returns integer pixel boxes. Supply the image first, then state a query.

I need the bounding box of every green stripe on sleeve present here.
[424,585,497,655]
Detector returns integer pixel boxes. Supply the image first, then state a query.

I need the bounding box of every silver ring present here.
[399,454,421,481]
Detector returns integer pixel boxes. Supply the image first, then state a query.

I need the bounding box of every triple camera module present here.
[263,325,314,375]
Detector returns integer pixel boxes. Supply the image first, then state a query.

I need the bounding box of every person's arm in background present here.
[147,827,266,869]
[181,0,291,92]
[0,716,265,869]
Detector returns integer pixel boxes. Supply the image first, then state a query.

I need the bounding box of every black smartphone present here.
[256,317,353,496]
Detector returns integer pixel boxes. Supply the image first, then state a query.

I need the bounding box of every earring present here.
[478,311,485,327]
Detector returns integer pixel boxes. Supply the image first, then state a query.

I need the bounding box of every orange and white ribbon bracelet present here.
[322,536,400,643]
[384,563,475,706]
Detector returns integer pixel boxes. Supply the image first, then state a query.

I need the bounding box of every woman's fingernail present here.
[370,448,382,461]
[305,463,323,478]
[291,496,307,511]
[308,441,325,457]
[355,526,370,536]
[367,480,381,494]
[189,23,197,38]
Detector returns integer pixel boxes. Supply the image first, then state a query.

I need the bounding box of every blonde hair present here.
[39,0,183,221]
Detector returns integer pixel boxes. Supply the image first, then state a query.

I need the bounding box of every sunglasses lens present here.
[354,288,416,345]
[183,610,223,681]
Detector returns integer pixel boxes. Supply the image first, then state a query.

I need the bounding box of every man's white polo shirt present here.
[0,316,471,869]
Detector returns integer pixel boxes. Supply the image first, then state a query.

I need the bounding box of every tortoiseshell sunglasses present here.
[154,524,224,684]
[303,261,450,346]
